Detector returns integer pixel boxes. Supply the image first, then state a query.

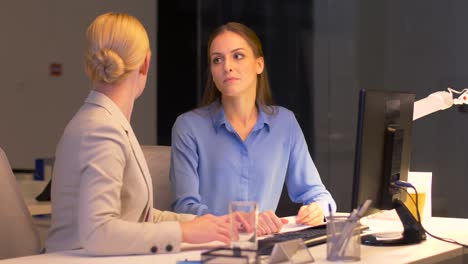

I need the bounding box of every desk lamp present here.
[413,88,468,120]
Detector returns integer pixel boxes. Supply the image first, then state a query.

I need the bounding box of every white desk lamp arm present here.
[450,87,468,105]
[413,88,468,120]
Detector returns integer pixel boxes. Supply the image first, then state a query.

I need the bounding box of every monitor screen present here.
[351,89,415,214]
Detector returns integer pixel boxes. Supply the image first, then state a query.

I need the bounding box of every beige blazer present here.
[46,91,194,256]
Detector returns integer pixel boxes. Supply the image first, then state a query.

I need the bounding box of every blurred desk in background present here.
[27,200,51,216]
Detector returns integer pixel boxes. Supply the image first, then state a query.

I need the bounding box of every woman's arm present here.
[284,112,337,218]
[77,121,184,255]
[152,208,196,222]
[170,115,212,215]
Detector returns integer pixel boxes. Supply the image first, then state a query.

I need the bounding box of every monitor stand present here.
[361,199,426,246]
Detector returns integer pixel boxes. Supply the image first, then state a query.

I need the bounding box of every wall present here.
[383,0,468,218]
[0,0,157,169]
[157,0,199,145]
[315,0,468,218]
[313,0,361,214]
[2,0,466,218]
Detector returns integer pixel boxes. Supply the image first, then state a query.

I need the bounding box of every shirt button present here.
[166,244,173,252]
[150,246,158,254]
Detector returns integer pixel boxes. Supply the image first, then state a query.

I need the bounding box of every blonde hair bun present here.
[84,12,150,84]
[87,49,126,84]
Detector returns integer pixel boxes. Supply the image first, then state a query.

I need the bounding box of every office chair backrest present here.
[141,145,173,211]
[0,147,41,259]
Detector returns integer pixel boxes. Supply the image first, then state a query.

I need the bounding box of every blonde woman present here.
[46,12,230,256]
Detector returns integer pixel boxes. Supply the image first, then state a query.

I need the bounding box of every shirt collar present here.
[255,106,271,132]
[209,99,271,133]
[84,90,132,132]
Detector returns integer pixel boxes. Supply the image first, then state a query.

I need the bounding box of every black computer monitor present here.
[351,89,426,246]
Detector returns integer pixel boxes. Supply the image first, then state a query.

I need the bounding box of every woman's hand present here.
[257,210,289,236]
[180,214,230,244]
[295,202,325,226]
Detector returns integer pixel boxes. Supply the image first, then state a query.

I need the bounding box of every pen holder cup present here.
[326,216,361,262]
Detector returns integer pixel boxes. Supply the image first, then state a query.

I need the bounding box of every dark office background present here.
[0,0,466,219]
[157,0,468,218]
[158,0,317,216]
[157,0,315,150]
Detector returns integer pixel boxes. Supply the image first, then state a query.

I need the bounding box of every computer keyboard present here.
[257,225,328,256]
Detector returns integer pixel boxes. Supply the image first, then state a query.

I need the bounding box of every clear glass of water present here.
[229,201,258,250]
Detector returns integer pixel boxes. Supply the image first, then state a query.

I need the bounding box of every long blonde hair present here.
[84,12,150,84]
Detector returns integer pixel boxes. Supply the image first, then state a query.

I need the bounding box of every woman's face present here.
[209,31,264,99]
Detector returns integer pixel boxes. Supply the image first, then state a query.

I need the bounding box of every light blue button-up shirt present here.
[170,100,336,216]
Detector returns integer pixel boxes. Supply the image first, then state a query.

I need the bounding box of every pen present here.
[328,203,339,259]
[336,214,358,256]
[352,199,372,221]
[337,199,372,256]
[328,203,336,240]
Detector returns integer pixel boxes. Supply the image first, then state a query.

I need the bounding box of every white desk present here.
[312,220,467,263]
[2,217,467,264]
[17,179,52,216]
[26,200,51,216]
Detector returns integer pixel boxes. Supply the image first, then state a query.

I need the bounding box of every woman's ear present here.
[139,51,151,76]
[256,56,264,74]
